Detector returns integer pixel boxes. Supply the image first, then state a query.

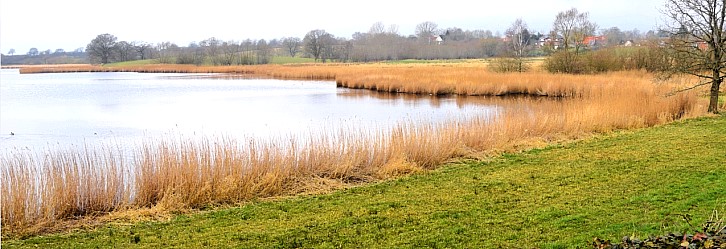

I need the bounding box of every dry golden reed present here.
[19,63,695,97]
[1,63,705,237]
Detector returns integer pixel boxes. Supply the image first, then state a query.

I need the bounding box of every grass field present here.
[270,56,317,64]
[103,59,157,67]
[3,115,724,248]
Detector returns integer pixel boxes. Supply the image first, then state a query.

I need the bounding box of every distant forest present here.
[2,49,87,65]
[3,11,666,66]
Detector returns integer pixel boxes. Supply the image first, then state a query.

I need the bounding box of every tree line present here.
[81,9,662,66]
[1,47,87,65]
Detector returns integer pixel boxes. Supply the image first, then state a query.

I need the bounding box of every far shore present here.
[1,64,93,69]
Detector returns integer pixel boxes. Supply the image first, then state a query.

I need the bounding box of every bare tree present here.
[7,49,15,56]
[553,8,597,52]
[155,41,178,64]
[387,24,399,35]
[623,29,643,42]
[369,21,386,35]
[176,42,205,65]
[201,37,221,65]
[304,29,333,62]
[573,12,597,52]
[282,37,301,57]
[415,21,439,41]
[320,34,338,62]
[219,41,239,66]
[481,37,505,57]
[664,0,726,113]
[546,8,598,74]
[115,41,136,62]
[192,43,206,66]
[444,27,467,41]
[602,27,625,46]
[503,18,531,72]
[238,39,255,65]
[470,29,494,39]
[86,33,118,64]
[336,39,354,62]
[256,39,271,64]
[134,42,152,60]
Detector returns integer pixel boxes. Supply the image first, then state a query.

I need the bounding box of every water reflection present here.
[338,89,558,110]
[337,91,450,108]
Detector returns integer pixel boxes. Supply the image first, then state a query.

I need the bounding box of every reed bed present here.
[17,64,341,80]
[2,64,707,238]
[18,63,696,98]
[333,67,662,97]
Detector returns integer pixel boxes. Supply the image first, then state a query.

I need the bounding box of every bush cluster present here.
[487,57,530,73]
[543,46,672,74]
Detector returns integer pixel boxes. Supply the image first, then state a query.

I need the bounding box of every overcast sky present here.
[1,0,665,54]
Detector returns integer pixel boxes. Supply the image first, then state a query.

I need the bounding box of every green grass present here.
[271,56,316,64]
[384,59,474,64]
[3,115,725,248]
[103,59,156,67]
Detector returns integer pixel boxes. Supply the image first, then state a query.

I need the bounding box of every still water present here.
[0,69,497,152]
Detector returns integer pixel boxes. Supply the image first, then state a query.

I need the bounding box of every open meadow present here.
[1,62,718,246]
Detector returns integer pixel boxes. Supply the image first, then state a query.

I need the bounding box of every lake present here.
[0,69,498,153]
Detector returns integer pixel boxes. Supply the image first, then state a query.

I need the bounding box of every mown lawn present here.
[3,115,725,248]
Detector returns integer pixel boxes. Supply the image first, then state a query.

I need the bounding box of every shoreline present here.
[3,115,723,247]
[1,64,94,69]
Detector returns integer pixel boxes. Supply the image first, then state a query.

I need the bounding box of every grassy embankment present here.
[1,62,709,239]
[3,114,724,248]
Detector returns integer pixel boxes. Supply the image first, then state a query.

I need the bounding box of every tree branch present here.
[665,80,714,96]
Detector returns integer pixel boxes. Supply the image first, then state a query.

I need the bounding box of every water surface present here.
[0,69,497,152]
